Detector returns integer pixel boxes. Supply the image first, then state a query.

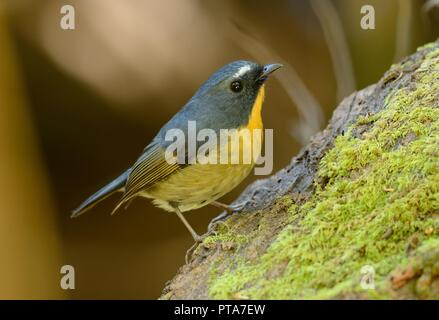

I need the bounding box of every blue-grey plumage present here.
[72,61,282,243]
[71,169,130,217]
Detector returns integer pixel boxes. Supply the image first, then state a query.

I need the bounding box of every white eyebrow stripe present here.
[233,65,251,78]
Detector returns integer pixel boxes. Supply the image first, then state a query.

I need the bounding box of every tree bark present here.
[161,40,439,299]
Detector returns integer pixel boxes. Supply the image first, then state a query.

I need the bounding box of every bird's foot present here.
[207,199,252,232]
[186,189,267,263]
[208,212,231,233]
[210,200,246,214]
[185,233,208,264]
[185,223,232,264]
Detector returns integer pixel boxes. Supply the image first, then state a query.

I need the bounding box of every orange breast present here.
[246,85,265,130]
[235,85,265,163]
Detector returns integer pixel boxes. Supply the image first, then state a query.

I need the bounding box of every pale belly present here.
[141,163,255,212]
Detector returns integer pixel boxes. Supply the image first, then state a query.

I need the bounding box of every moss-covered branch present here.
[161,41,439,300]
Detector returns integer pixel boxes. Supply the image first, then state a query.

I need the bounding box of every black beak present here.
[256,63,282,83]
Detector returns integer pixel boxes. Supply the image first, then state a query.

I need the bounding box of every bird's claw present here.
[185,232,212,264]
[185,238,202,264]
[186,196,259,263]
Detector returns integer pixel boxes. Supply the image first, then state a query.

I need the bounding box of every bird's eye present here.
[230,80,243,93]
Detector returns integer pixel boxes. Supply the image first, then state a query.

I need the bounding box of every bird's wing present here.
[112,142,182,213]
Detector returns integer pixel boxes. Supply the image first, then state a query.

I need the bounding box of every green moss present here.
[207,44,439,299]
[418,42,437,51]
[280,195,294,208]
[203,231,249,247]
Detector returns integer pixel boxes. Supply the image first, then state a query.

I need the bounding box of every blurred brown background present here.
[0,0,436,299]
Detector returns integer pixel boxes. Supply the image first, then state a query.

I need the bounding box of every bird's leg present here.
[210,189,270,214]
[174,207,203,242]
[210,201,237,214]
[208,188,271,231]
[173,206,205,264]
[207,201,246,232]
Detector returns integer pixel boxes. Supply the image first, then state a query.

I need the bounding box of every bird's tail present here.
[71,169,130,218]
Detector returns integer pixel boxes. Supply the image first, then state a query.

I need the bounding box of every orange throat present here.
[247,84,265,130]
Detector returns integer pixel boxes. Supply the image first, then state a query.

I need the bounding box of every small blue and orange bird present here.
[72,61,281,243]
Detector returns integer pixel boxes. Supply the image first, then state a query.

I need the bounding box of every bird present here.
[72,60,281,244]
